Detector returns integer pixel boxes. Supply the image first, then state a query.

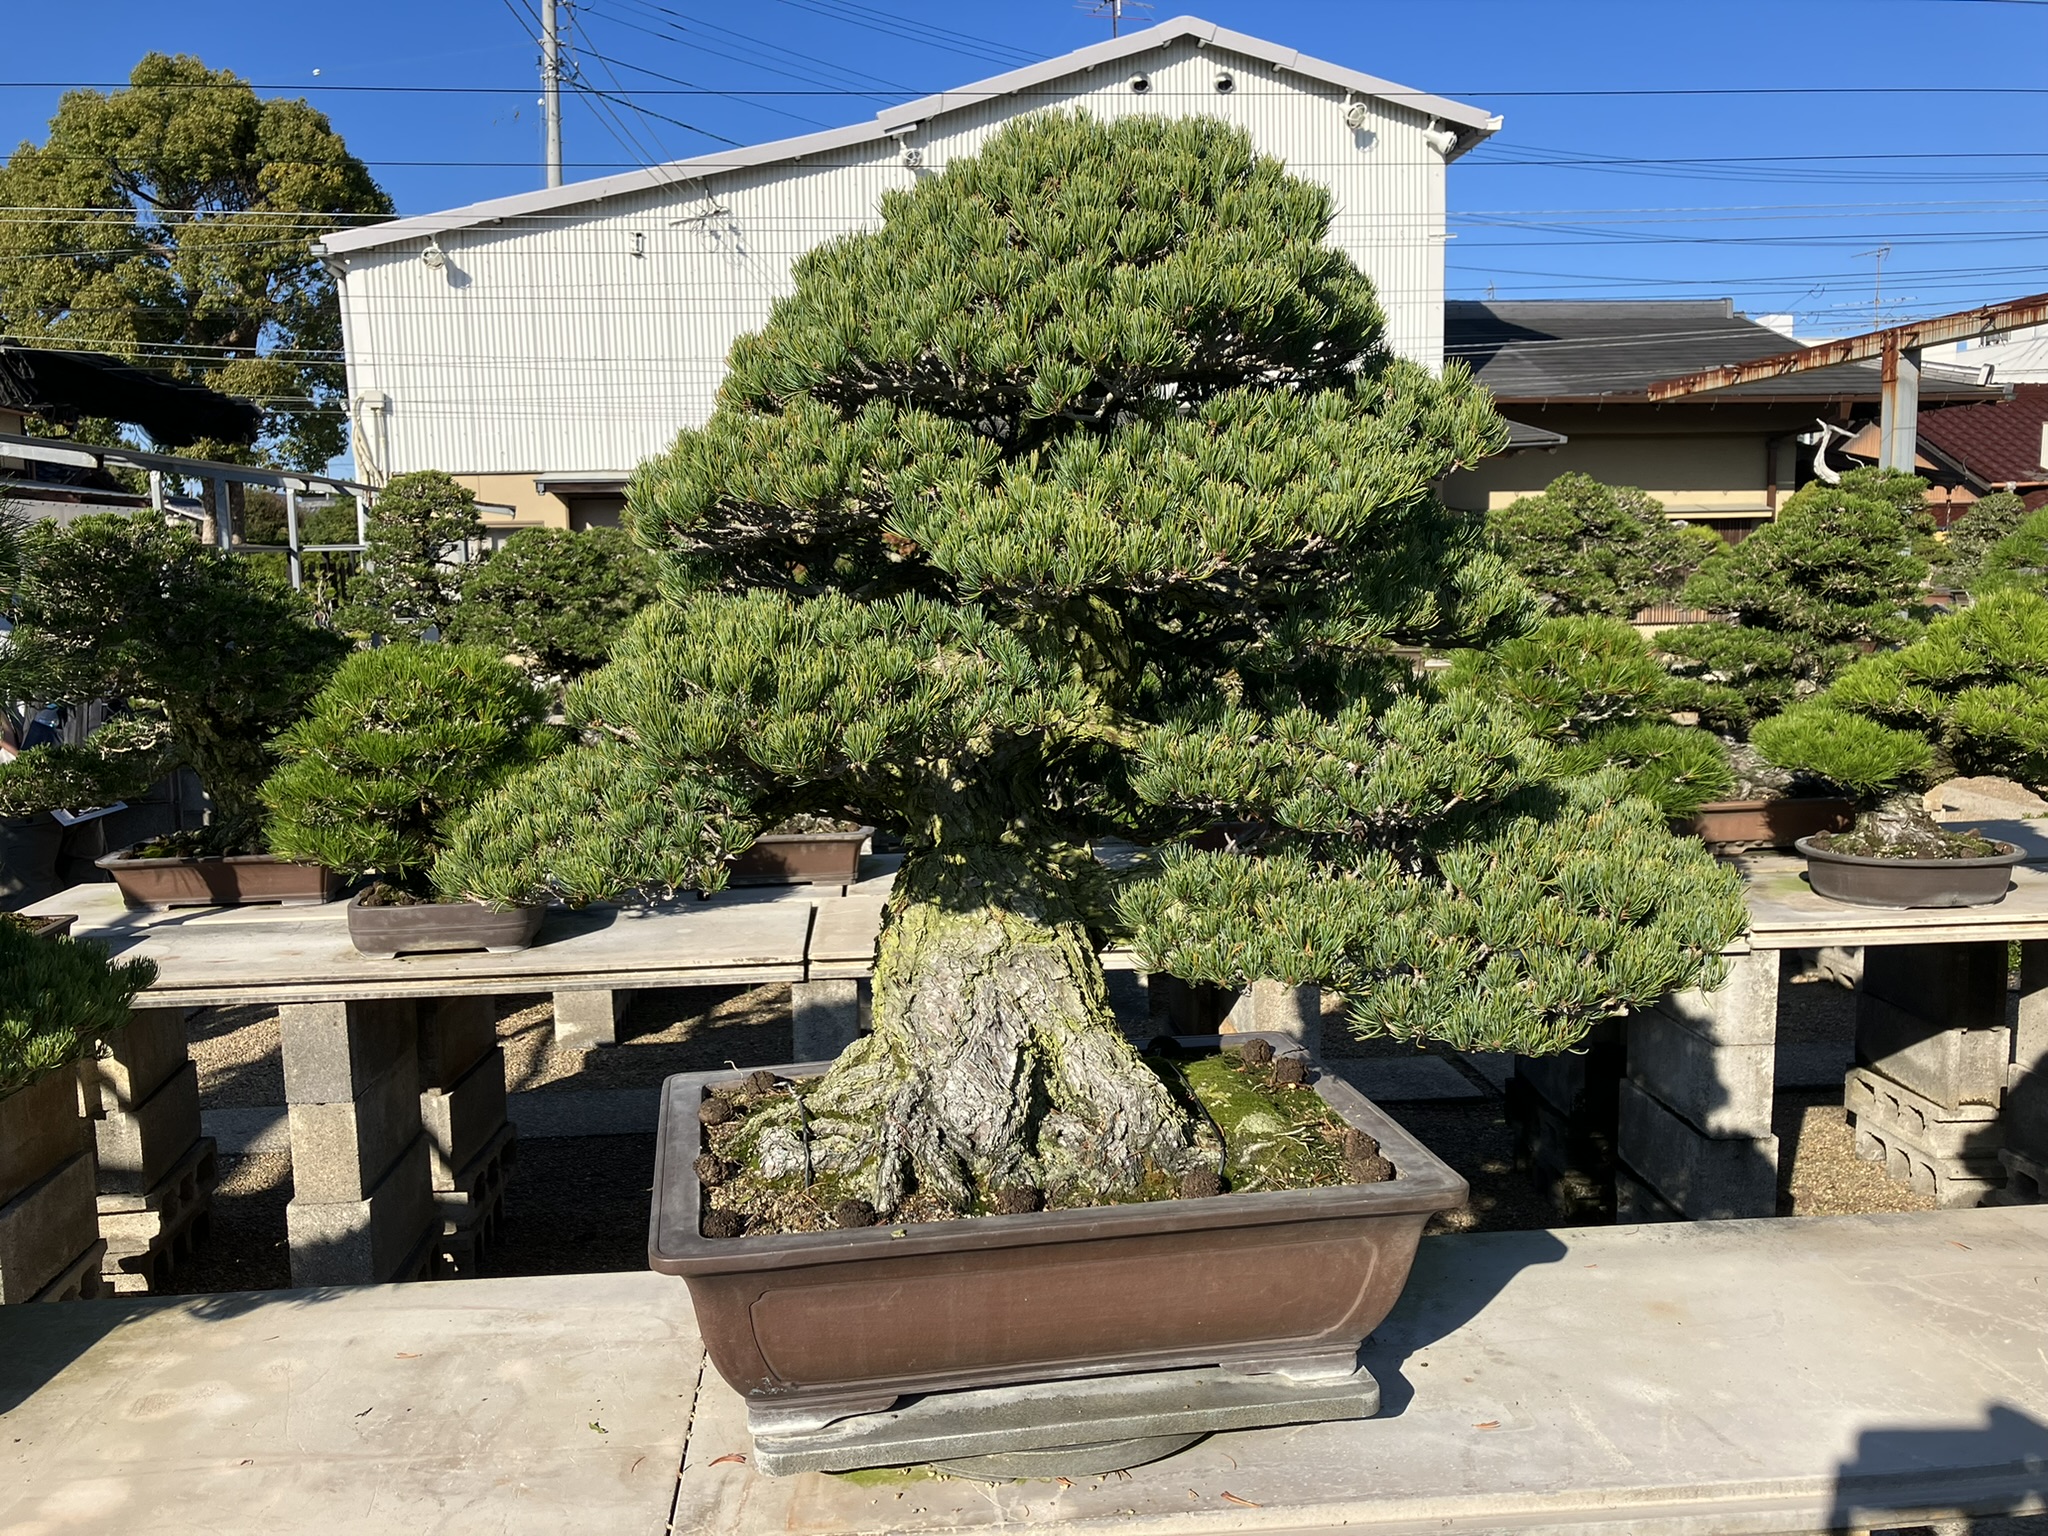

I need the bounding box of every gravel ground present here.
[164,968,1951,1294]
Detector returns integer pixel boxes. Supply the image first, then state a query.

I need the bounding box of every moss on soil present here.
[701,1045,1381,1237]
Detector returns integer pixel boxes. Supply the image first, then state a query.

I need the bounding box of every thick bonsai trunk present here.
[761,842,1200,1216]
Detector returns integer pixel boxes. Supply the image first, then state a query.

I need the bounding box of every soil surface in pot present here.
[697,1038,1393,1239]
[358,881,457,908]
[1808,823,2004,859]
[762,814,867,834]
[125,831,255,859]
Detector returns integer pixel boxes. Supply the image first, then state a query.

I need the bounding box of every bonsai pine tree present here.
[1,513,347,847]
[1661,468,1931,734]
[1971,505,2048,596]
[261,645,563,895]
[1486,472,1713,618]
[1935,489,2030,591]
[0,922,157,1098]
[337,470,484,641]
[446,526,656,678]
[449,114,1744,1217]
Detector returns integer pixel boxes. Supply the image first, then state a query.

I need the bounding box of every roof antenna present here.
[1078,0,1151,36]
[1854,246,1891,332]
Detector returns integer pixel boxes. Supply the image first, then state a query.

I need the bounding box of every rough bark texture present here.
[752,843,1201,1216]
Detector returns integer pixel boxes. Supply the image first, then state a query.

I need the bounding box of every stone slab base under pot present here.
[345,890,544,959]
[647,1051,1467,1474]
[1794,835,2026,909]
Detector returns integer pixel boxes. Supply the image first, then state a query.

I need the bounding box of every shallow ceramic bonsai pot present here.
[647,1055,1466,1425]
[728,827,874,887]
[344,890,545,959]
[96,846,343,910]
[12,913,76,940]
[1685,798,1855,849]
[1794,835,2027,909]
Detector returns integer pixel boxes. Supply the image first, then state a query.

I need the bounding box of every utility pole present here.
[542,0,564,189]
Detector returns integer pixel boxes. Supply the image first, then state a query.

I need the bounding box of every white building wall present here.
[337,35,1452,483]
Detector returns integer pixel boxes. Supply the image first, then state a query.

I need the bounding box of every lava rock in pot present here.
[1342,1129,1394,1183]
[694,1154,734,1187]
[745,1069,779,1096]
[702,1209,746,1239]
[699,1097,737,1127]
[1272,1056,1309,1086]
[1236,1038,1275,1066]
[832,1198,877,1229]
[1180,1169,1224,1199]
[990,1185,1042,1215]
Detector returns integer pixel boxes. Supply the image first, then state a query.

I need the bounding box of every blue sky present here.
[5,0,2047,338]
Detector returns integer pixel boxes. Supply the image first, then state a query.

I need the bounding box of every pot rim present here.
[344,888,536,914]
[748,825,875,845]
[1793,835,2028,871]
[1692,796,1855,814]
[649,1056,1468,1278]
[97,845,325,870]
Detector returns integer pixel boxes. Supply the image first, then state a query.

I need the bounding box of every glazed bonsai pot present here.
[345,890,545,959]
[1794,835,2027,909]
[11,914,76,940]
[1685,798,1855,849]
[728,827,873,887]
[96,846,343,910]
[648,1057,1467,1424]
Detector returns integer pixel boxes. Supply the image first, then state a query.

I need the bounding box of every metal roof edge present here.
[324,14,1497,257]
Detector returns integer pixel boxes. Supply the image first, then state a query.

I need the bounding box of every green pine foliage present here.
[1756,588,2048,793]
[0,717,175,821]
[1660,468,1931,735]
[451,112,1744,1059]
[1485,472,1709,618]
[0,923,157,1099]
[262,645,565,892]
[336,470,484,641]
[2,513,346,845]
[445,526,656,678]
[1973,506,2048,596]
[1936,490,2030,590]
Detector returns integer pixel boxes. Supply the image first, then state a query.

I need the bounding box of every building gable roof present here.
[322,16,1499,257]
[1916,383,2048,487]
[1448,299,2004,407]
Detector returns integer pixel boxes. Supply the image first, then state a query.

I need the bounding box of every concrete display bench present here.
[5,1207,2047,1533]
[1616,832,2048,1221]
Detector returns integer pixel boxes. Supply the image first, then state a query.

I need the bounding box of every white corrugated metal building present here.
[320,17,1500,530]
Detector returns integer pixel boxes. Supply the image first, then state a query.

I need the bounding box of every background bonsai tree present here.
[1970,505,2048,597]
[1932,489,2029,592]
[0,922,156,1098]
[1486,472,1713,618]
[446,526,656,678]
[446,114,1744,1218]
[337,470,484,641]
[0,513,347,848]
[261,644,563,898]
[1755,588,2048,796]
[1660,468,1930,735]
[1447,616,1734,818]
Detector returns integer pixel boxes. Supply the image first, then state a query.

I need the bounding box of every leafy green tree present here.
[1485,472,1710,618]
[446,527,656,678]
[0,922,157,1098]
[1935,490,2030,590]
[1757,588,2048,793]
[0,513,347,846]
[1448,616,1734,817]
[0,53,392,467]
[336,471,483,641]
[445,114,1744,1217]
[1661,468,1930,735]
[261,646,563,894]
[1972,505,2048,596]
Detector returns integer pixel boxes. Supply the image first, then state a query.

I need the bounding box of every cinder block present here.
[90,1058,200,1197]
[77,1007,188,1112]
[1615,1079,1778,1221]
[0,1151,100,1304]
[1103,971,1151,1040]
[2005,1068,2048,1157]
[553,988,624,1051]
[1628,1010,1775,1139]
[1863,941,2008,1031]
[287,1040,423,1204]
[417,996,496,1092]
[30,1239,106,1303]
[420,1045,509,1190]
[1515,1019,1624,1121]
[1504,1069,1616,1222]
[1656,948,1780,1047]
[286,1133,436,1287]
[1614,1164,1685,1225]
[1850,1121,2003,1209]
[1844,1065,2002,1162]
[0,1070,88,1209]
[1222,981,1322,1054]
[280,998,418,1105]
[1855,995,2009,1111]
[791,979,862,1063]
[1995,1145,2046,1205]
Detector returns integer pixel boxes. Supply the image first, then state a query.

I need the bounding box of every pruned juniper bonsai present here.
[446,526,657,679]
[1486,472,1715,619]
[448,113,1744,1221]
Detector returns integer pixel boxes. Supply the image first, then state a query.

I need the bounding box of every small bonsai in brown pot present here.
[259,644,565,957]
[1752,590,2048,906]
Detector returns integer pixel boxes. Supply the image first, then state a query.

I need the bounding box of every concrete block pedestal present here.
[419,999,515,1275]
[0,1069,102,1304]
[553,988,626,1051]
[1993,938,2048,1206]
[1508,1018,1624,1219]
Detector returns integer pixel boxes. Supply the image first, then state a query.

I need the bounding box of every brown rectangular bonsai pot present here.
[345,890,545,959]
[1684,797,1855,849]
[648,1058,1467,1419]
[728,828,873,887]
[96,846,343,910]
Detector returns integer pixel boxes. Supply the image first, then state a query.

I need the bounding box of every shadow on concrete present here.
[0,1283,355,1419]
[1357,1226,1569,1416]
[1830,1404,2048,1534]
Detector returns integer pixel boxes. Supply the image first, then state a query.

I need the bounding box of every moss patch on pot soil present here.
[698,1042,1392,1238]
[1810,824,2005,859]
